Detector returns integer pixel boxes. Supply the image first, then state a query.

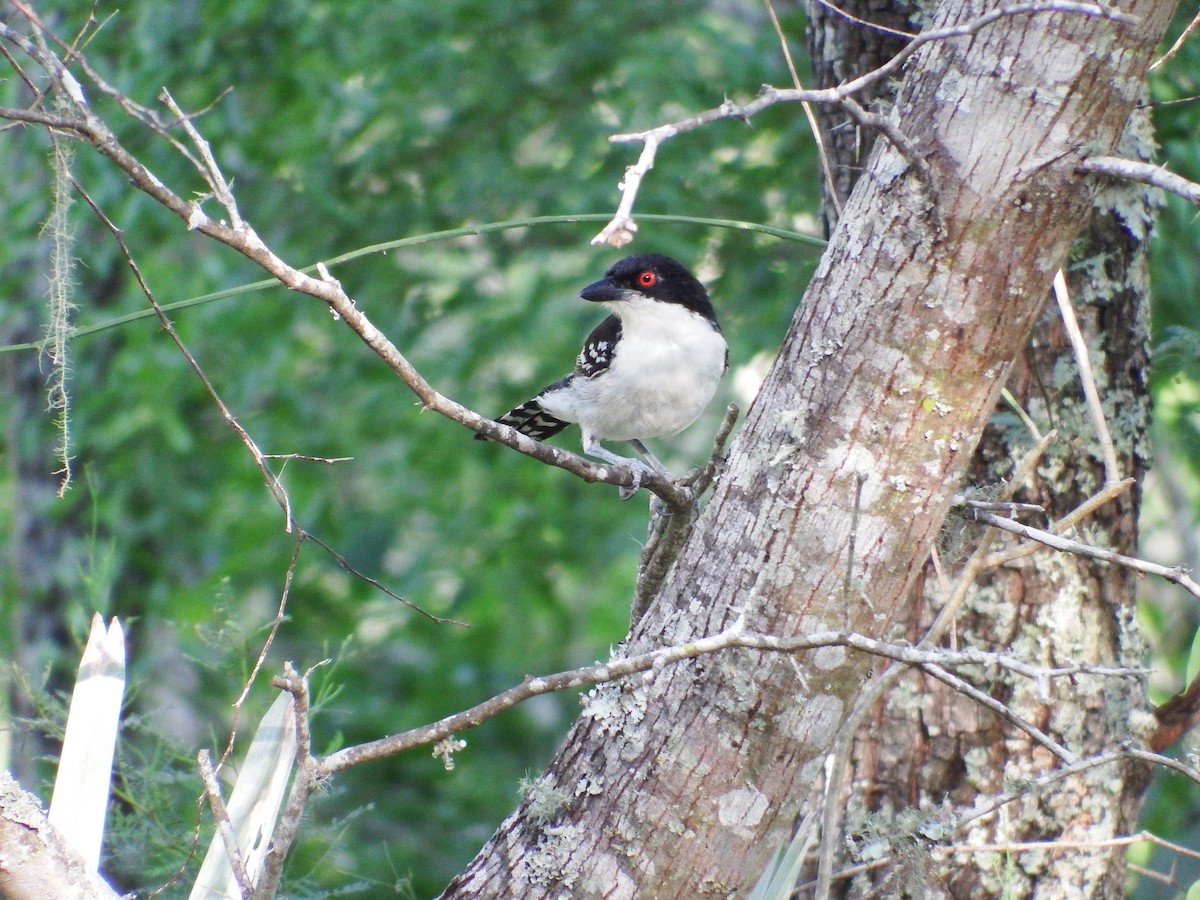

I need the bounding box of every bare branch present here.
[807,0,917,38]
[592,1,1137,244]
[196,749,252,899]
[299,530,468,627]
[836,95,932,183]
[0,17,702,508]
[70,178,463,631]
[807,753,1200,894]
[957,748,1200,836]
[946,828,1200,864]
[972,509,1200,601]
[928,429,1058,637]
[919,662,1077,763]
[1080,155,1200,205]
[68,178,297,527]
[222,539,303,759]
[1150,7,1200,70]
[763,0,843,219]
[1053,269,1121,484]
[981,476,1135,569]
[319,624,1141,775]
[159,88,243,228]
[254,665,318,900]
[631,402,739,625]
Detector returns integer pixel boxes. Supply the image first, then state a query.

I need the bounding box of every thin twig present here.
[196,749,252,899]
[591,127,671,247]
[837,95,932,183]
[300,530,468,626]
[1080,155,1200,205]
[1000,387,1046,442]
[814,663,901,900]
[219,537,304,769]
[254,664,317,900]
[981,477,1134,569]
[956,748,1200,833]
[951,830,1200,857]
[842,472,867,616]
[261,453,354,464]
[972,509,1200,601]
[920,662,1077,762]
[67,175,296,523]
[159,88,243,228]
[70,178,459,635]
[927,430,1057,637]
[631,403,739,626]
[803,752,1200,894]
[764,0,842,220]
[1150,8,1200,71]
[1053,269,1121,484]
[807,0,918,38]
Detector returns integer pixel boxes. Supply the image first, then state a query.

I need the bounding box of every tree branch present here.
[0,18,699,507]
[252,664,318,900]
[1052,269,1122,484]
[592,0,1137,245]
[631,403,739,625]
[1079,155,1200,205]
[319,624,1141,775]
[972,508,1200,601]
[196,750,252,898]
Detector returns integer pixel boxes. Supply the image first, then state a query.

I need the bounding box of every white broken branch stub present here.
[48,613,126,872]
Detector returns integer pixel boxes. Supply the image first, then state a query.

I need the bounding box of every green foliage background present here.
[0,1,1197,896]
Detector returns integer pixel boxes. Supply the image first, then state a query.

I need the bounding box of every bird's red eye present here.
[638,270,657,287]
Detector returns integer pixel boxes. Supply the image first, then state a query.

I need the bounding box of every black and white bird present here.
[478,254,728,498]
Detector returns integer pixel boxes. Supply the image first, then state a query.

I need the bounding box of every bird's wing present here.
[574,315,622,379]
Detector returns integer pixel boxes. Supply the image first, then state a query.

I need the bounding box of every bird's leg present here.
[583,436,663,500]
[629,440,676,512]
[628,440,671,477]
[633,439,706,517]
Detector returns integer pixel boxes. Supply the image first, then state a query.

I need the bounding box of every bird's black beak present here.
[580,277,628,303]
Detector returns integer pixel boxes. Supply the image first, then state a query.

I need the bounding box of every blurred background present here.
[0,1,1196,895]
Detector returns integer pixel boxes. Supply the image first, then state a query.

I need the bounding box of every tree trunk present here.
[825,114,1158,899]
[805,1,1160,897]
[441,0,1175,895]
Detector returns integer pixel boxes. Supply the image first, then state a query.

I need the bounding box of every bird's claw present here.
[618,466,645,501]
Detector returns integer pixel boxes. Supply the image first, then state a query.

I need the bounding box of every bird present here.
[477,253,728,499]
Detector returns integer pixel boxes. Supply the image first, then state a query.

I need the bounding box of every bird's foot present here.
[617,459,662,500]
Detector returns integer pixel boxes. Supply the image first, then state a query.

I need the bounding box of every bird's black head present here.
[579,254,719,325]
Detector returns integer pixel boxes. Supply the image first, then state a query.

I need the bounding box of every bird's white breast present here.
[540,296,728,441]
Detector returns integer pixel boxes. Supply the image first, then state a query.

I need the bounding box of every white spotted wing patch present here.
[575,315,621,379]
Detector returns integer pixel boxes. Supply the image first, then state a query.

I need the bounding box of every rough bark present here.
[441,0,1176,895]
[0,771,122,900]
[832,112,1158,899]
[804,1,1160,897]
